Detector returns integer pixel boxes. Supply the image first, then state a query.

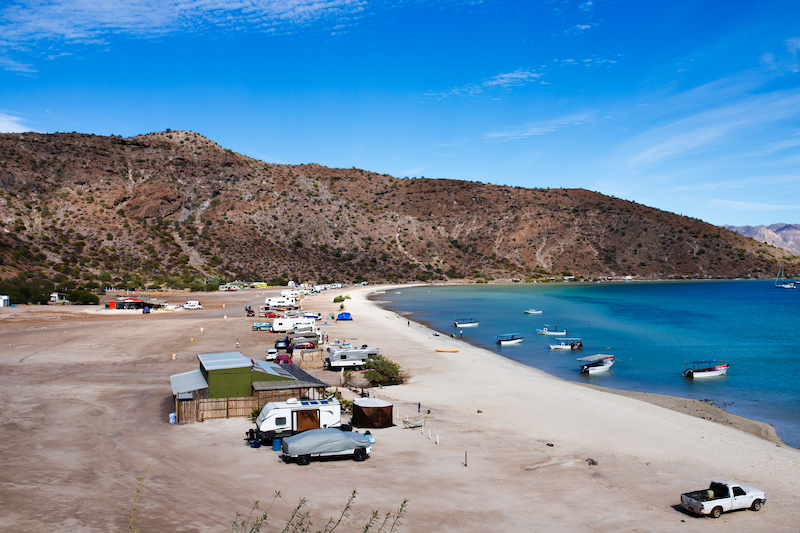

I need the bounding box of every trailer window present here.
[275,417,286,426]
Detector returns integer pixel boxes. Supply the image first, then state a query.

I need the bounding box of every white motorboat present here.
[578,355,614,374]
[775,261,796,289]
[454,318,480,327]
[682,360,729,378]
[524,309,543,314]
[496,333,524,346]
[536,325,568,335]
[549,338,583,350]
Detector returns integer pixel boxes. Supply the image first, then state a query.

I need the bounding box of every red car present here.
[277,354,294,365]
[264,311,279,318]
[293,342,316,350]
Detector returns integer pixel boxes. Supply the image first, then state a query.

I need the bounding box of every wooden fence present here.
[176,396,259,423]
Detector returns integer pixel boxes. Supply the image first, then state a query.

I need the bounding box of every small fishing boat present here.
[578,354,614,374]
[682,360,729,378]
[536,325,568,335]
[524,309,543,314]
[496,333,524,346]
[549,338,583,350]
[775,261,796,289]
[435,349,460,353]
[454,318,480,328]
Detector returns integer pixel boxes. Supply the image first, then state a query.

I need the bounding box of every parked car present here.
[281,428,371,465]
[276,354,293,365]
[264,311,279,318]
[293,341,316,350]
[266,349,279,361]
[681,480,766,518]
[275,337,289,350]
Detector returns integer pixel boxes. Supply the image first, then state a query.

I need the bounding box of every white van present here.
[183,300,203,310]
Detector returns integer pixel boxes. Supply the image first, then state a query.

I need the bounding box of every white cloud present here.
[483,112,595,141]
[579,2,593,12]
[709,198,800,211]
[426,68,543,99]
[0,55,36,73]
[0,112,33,132]
[0,0,369,46]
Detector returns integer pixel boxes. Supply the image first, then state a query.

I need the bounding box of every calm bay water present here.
[374,281,800,448]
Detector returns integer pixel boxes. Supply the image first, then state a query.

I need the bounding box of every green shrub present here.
[364,354,403,387]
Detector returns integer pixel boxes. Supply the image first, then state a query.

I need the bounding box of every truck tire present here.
[354,448,366,462]
[751,500,762,511]
[297,455,310,466]
[710,507,723,519]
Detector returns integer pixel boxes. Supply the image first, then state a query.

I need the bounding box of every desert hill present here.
[1,130,796,291]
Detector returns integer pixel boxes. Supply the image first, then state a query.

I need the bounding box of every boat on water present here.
[549,338,583,350]
[775,260,796,289]
[536,325,568,335]
[454,318,480,327]
[496,333,524,346]
[682,360,729,378]
[577,354,614,374]
[524,309,543,314]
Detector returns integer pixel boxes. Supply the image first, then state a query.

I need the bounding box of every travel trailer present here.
[272,317,316,333]
[325,345,379,369]
[251,397,342,441]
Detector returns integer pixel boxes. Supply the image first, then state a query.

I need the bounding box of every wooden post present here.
[464,451,468,467]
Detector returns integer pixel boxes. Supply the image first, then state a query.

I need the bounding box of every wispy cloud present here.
[0,0,368,46]
[425,68,543,99]
[0,55,36,73]
[709,198,800,211]
[483,112,595,141]
[0,112,33,132]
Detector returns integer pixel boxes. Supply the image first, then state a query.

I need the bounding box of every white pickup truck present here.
[680,480,766,518]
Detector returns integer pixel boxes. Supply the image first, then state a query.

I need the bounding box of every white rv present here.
[264,296,297,309]
[183,300,203,310]
[325,345,380,369]
[254,397,341,439]
[272,317,316,333]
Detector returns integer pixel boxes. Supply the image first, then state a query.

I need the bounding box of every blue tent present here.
[337,312,352,320]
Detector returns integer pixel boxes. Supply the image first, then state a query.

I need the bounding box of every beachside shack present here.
[170,352,330,423]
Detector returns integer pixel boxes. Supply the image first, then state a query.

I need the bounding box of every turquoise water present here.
[375,281,800,448]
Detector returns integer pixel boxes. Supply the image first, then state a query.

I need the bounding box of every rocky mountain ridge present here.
[1,130,797,289]
[724,224,800,258]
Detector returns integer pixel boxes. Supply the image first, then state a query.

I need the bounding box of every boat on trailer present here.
[682,360,729,378]
[536,325,568,335]
[497,333,524,346]
[549,338,583,350]
[578,354,614,374]
[454,318,480,328]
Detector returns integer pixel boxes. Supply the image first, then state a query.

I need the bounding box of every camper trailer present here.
[272,317,316,333]
[325,345,379,369]
[264,297,297,309]
[252,397,341,441]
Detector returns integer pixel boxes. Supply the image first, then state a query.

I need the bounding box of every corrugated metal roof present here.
[253,359,295,379]
[170,369,208,395]
[198,351,253,370]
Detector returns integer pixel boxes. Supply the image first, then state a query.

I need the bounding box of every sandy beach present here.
[1,284,799,532]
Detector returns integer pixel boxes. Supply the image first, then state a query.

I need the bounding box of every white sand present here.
[0,285,798,532]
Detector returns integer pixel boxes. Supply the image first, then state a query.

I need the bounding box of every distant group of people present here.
[570,341,583,350]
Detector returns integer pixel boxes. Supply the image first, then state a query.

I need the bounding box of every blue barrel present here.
[168,412,177,424]
[272,438,282,451]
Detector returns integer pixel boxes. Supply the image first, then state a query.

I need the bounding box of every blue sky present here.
[2,0,800,226]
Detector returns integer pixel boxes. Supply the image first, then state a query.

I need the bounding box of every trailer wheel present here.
[751,500,762,511]
[710,507,723,519]
[297,455,310,466]
[354,448,366,462]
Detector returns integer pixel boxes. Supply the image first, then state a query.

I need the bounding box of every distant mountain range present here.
[724,224,800,258]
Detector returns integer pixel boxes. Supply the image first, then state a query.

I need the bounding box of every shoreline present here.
[368,282,788,449]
